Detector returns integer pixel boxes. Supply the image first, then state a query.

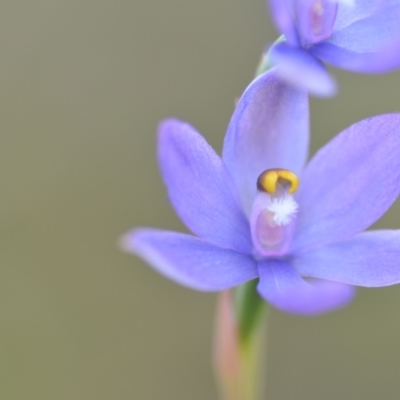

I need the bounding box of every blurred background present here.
[1,1,400,399]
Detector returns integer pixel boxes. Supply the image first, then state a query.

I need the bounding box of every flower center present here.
[250,169,299,257]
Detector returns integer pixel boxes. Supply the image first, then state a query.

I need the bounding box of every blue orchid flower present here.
[121,70,400,315]
[266,0,400,96]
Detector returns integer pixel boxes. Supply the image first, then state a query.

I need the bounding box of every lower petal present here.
[269,42,337,96]
[257,260,355,315]
[293,230,400,287]
[121,228,258,291]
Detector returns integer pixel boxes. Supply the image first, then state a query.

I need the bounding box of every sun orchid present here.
[122,70,400,315]
[266,0,400,96]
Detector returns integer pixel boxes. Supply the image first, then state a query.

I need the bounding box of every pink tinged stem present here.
[213,290,268,400]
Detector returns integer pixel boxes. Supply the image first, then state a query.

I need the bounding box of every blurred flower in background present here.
[266,0,400,95]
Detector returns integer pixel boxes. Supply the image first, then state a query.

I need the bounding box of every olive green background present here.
[1,1,400,399]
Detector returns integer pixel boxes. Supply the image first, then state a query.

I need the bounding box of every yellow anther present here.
[257,169,299,194]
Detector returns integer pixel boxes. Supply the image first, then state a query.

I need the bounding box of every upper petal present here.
[121,228,258,291]
[316,0,400,72]
[257,260,355,315]
[269,42,337,96]
[330,1,400,52]
[293,230,400,287]
[333,0,384,31]
[292,114,400,253]
[158,119,252,254]
[222,70,309,215]
[268,0,300,46]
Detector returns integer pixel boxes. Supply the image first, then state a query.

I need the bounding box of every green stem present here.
[213,281,269,400]
[254,35,286,78]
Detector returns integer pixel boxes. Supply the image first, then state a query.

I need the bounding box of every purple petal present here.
[312,40,400,73]
[269,42,337,96]
[268,0,300,46]
[158,119,252,254]
[314,1,400,72]
[294,0,338,45]
[121,229,258,291]
[257,260,355,315]
[293,230,400,287]
[332,8,400,53]
[222,70,309,215]
[292,114,400,253]
[334,0,384,31]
